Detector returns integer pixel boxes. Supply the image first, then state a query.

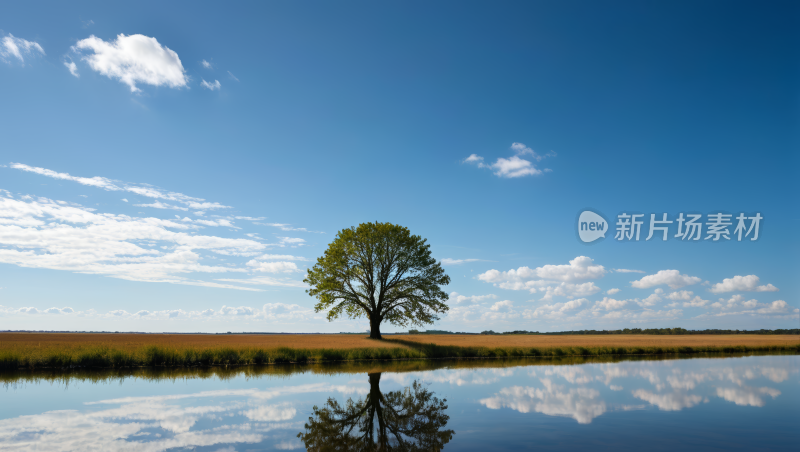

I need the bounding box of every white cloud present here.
[463,154,483,164]
[441,258,482,265]
[252,254,308,261]
[490,155,542,178]
[666,290,694,301]
[255,222,322,233]
[478,256,604,300]
[693,300,796,320]
[444,300,524,323]
[479,256,605,285]
[183,218,238,229]
[490,300,514,312]
[276,237,305,247]
[228,71,239,82]
[510,142,556,161]
[711,294,749,310]
[449,292,497,305]
[524,298,587,319]
[18,302,316,322]
[635,292,662,307]
[246,260,299,273]
[589,308,683,323]
[234,216,266,221]
[537,282,601,302]
[709,275,779,293]
[613,268,645,273]
[215,277,306,288]
[218,305,255,316]
[1,33,44,64]
[0,193,269,291]
[201,59,212,69]
[606,288,620,295]
[64,58,79,77]
[73,34,187,93]
[201,79,221,90]
[43,307,74,314]
[135,201,188,211]
[593,297,628,311]
[262,303,316,320]
[681,296,710,308]
[463,143,553,178]
[630,270,701,289]
[756,300,790,314]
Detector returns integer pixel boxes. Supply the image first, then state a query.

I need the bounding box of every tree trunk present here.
[369,317,382,339]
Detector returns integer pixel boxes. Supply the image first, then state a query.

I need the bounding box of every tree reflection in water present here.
[298,372,454,451]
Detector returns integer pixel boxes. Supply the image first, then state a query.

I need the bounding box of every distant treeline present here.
[477,328,800,335]
[4,328,799,336]
[408,329,473,335]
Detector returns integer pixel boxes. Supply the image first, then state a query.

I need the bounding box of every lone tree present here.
[304,222,450,339]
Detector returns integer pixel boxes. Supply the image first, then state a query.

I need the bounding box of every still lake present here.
[1,354,797,451]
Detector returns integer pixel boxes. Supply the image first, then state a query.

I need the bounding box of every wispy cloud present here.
[64,57,79,77]
[134,201,188,211]
[9,163,232,211]
[234,216,265,221]
[1,33,45,64]
[255,222,324,233]
[201,79,221,90]
[0,192,270,290]
[441,258,483,265]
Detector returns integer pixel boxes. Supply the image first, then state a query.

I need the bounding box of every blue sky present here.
[0,0,797,333]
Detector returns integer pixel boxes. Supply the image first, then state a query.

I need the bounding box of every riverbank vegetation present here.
[1,333,797,370]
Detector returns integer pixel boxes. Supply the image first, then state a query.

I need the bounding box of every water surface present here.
[1,354,797,451]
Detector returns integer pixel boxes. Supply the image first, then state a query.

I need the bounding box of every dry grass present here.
[0,333,403,354]
[396,334,800,348]
[0,333,796,370]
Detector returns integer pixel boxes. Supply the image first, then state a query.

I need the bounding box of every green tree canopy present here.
[304,222,450,339]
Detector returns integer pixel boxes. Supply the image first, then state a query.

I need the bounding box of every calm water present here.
[1,354,797,451]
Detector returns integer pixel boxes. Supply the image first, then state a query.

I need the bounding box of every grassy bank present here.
[1,339,797,370]
[3,353,789,386]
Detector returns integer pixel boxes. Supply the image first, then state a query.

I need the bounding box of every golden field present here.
[4,333,796,352]
[0,332,404,353]
[1,333,797,370]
